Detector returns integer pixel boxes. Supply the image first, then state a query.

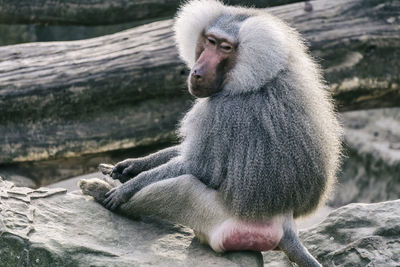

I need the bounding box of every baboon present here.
[80,1,342,266]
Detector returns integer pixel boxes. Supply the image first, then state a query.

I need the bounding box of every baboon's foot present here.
[79,178,113,203]
[99,163,114,176]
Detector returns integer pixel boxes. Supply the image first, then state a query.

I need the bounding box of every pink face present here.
[188,33,237,98]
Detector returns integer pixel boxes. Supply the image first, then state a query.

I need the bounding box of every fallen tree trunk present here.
[0,0,302,26]
[0,0,399,164]
[0,20,188,163]
[268,0,400,111]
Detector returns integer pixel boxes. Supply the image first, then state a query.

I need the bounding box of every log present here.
[0,0,302,26]
[0,0,399,164]
[0,20,189,163]
[268,0,400,111]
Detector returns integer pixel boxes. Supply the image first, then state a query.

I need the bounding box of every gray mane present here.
[179,70,332,219]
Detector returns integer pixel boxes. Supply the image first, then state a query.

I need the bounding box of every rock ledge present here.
[1,177,398,266]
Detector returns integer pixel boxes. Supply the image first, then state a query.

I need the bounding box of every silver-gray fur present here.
[79,174,231,241]
[180,73,334,219]
[102,0,342,220]
[176,0,342,219]
[80,2,341,266]
[110,145,180,182]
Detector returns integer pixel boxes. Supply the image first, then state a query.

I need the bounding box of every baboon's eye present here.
[220,42,233,52]
[207,37,217,45]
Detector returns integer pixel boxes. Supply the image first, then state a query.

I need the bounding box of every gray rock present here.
[333,108,400,206]
[263,199,400,266]
[0,177,262,267]
[2,177,399,267]
[0,171,36,188]
[1,177,399,266]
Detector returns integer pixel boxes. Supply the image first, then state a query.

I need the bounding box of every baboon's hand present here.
[111,159,142,183]
[103,185,131,210]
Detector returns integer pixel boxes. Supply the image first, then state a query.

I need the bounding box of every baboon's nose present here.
[191,67,204,80]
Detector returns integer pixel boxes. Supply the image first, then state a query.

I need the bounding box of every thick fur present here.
[100,0,341,222]
[175,0,342,219]
[175,1,289,94]
[81,3,338,265]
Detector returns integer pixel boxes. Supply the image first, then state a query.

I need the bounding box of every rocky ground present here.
[263,199,400,266]
[0,178,262,267]
[0,0,399,265]
[1,177,398,266]
[333,108,400,206]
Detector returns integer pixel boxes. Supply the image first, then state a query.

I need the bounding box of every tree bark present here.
[268,0,400,111]
[0,0,399,164]
[0,0,302,26]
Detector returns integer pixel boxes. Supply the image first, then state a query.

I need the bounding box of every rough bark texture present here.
[0,0,399,164]
[0,0,302,25]
[0,21,189,163]
[268,0,400,111]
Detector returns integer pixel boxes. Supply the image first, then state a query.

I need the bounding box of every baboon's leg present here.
[80,175,320,266]
[79,175,230,241]
[122,175,230,236]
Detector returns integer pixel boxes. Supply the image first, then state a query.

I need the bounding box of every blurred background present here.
[0,0,399,227]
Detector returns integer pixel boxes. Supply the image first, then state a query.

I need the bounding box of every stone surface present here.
[0,177,262,267]
[0,170,37,188]
[333,108,400,206]
[1,177,399,266]
[264,199,400,266]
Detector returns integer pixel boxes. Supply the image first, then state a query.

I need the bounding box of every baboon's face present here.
[188,33,237,97]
